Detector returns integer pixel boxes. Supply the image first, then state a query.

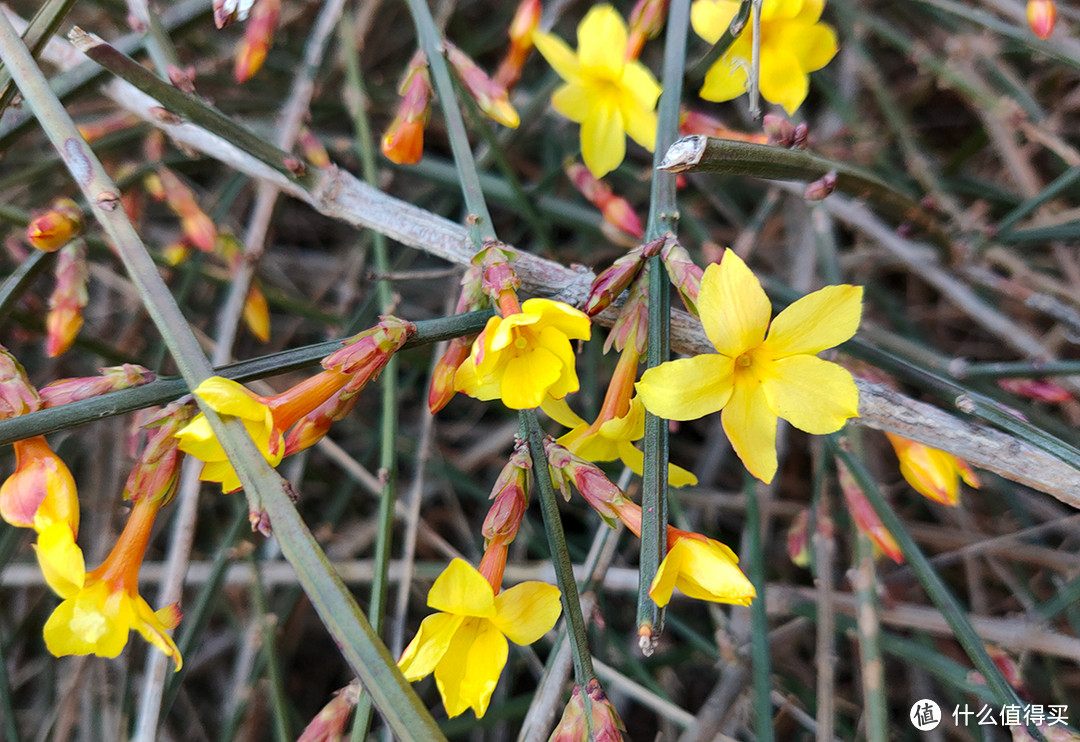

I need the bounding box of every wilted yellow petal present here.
[763,355,859,434]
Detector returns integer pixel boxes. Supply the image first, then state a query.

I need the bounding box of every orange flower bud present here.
[626,0,670,61]
[234,0,280,82]
[45,243,88,358]
[26,198,83,253]
[885,433,979,506]
[243,285,271,342]
[836,459,902,563]
[428,335,474,413]
[297,126,330,168]
[566,161,643,239]
[494,0,541,89]
[382,53,431,165]
[481,441,531,545]
[445,42,519,128]
[1027,0,1056,38]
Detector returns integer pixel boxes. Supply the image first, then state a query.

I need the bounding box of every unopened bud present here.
[680,108,768,143]
[429,335,474,413]
[77,111,141,142]
[584,680,630,741]
[45,243,88,357]
[803,170,838,201]
[153,168,216,251]
[494,0,541,89]
[382,53,431,165]
[763,113,795,146]
[167,65,197,93]
[787,509,812,568]
[1,435,78,532]
[543,439,627,526]
[998,377,1072,403]
[243,285,271,342]
[40,364,155,408]
[297,682,362,742]
[298,126,330,168]
[322,316,414,391]
[26,198,83,253]
[234,0,280,82]
[836,458,903,563]
[482,441,531,545]
[566,161,644,239]
[792,122,809,149]
[660,237,703,316]
[585,238,662,316]
[626,0,670,60]
[446,42,519,128]
[124,404,192,506]
[161,242,190,266]
[474,242,521,305]
[0,346,40,419]
[604,269,649,354]
[1027,0,1056,38]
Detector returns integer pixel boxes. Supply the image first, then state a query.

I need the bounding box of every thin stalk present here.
[401,0,495,246]
[0,16,445,737]
[638,0,691,649]
[995,165,1080,234]
[0,625,19,742]
[0,250,52,322]
[124,0,182,79]
[248,558,293,742]
[0,310,492,446]
[744,473,774,742]
[523,410,596,688]
[827,437,1039,739]
[0,0,78,118]
[748,0,762,119]
[852,531,887,742]
[685,0,750,82]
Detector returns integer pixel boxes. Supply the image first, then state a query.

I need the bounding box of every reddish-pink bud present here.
[660,237,703,317]
[123,404,191,506]
[1027,0,1056,38]
[566,161,644,239]
[997,377,1072,403]
[234,0,280,82]
[40,364,155,408]
[428,335,474,413]
[803,171,838,201]
[297,683,362,742]
[45,243,88,357]
[626,0,670,60]
[0,346,41,419]
[298,126,331,168]
[474,242,521,305]
[322,316,414,389]
[836,459,903,563]
[543,438,628,526]
[482,441,531,545]
[446,42,519,129]
[585,237,663,316]
[763,114,796,147]
[604,270,649,354]
[26,198,83,253]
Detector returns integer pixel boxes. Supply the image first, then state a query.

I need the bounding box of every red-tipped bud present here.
[298,126,331,168]
[803,171,838,201]
[836,459,903,563]
[123,404,191,506]
[626,0,670,60]
[167,65,197,93]
[428,335,474,413]
[0,346,41,419]
[566,161,644,239]
[234,0,280,82]
[495,0,542,89]
[152,168,217,252]
[45,243,88,357]
[482,441,531,545]
[1027,0,1056,38]
[997,377,1072,403]
[1,436,78,533]
[474,242,522,309]
[763,113,796,147]
[382,53,432,165]
[445,42,519,129]
[660,237,703,316]
[26,198,83,253]
[297,683,362,742]
[40,364,155,408]
[543,438,629,526]
[549,681,629,742]
[243,285,271,342]
[585,237,663,316]
[322,316,414,389]
[604,269,650,354]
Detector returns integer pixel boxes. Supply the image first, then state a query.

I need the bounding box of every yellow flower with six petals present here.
[691,0,838,115]
[533,5,661,178]
[637,249,861,483]
[398,558,561,718]
[175,376,284,493]
[454,298,591,410]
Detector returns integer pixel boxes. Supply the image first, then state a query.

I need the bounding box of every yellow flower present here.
[398,559,561,718]
[542,396,698,486]
[175,376,284,493]
[691,0,838,115]
[885,433,979,506]
[36,496,183,670]
[454,298,591,410]
[649,531,756,607]
[533,5,661,178]
[636,249,861,483]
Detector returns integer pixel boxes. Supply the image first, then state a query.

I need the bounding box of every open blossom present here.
[36,495,183,669]
[454,298,591,410]
[637,249,861,483]
[398,559,561,718]
[885,433,979,507]
[533,5,661,177]
[650,531,755,607]
[691,0,838,115]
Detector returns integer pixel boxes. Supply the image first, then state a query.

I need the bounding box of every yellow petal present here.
[434,618,508,718]
[762,355,859,434]
[43,598,93,657]
[541,396,586,428]
[501,347,564,409]
[616,442,698,487]
[597,398,645,442]
[764,284,863,358]
[551,83,591,123]
[491,313,540,351]
[699,251,772,357]
[772,20,838,73]
[568,429,621,462]
[35,522,84,598]
[491,581,562,645]
[577,5,627,77]
[648,538,687,606]
[619,93,658,151]
[427,558,496,617]
[691,0,742,44]
[721,378,778,483]
[532,30,581,83]
[581,97,625,179]
[791,0,824,23]
[667,538,756,605]
[398,612,464,680]
[174,415,219,450]
[192,376,265,421]
[700,53,750,102]
[636,354,734,421]
[453,354,501,401]
[621,61,662,111]
[520,299,592,341]
[133,595,183,670]
[757,44,808,115]
[762,0,805,21]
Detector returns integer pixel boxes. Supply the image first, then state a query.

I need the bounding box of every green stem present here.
[639,0,691,647]
[852,526,887,741]
[249,558,293,742]
[743,473,774,742]
[401,0,495,246]
[522,410,596,687]
[0,0,78,118]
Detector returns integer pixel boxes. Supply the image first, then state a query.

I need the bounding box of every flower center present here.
[514,336,528,350]
[735,353,753,368]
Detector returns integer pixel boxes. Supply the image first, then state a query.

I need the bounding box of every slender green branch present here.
[659,135,952,252]
[851,517,887,741]
[639,0,691,648]
[523,410,596,687]
[0,0,78,119]
[744,474,774,742]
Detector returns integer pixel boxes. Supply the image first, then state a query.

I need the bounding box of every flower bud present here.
[298,126,331,168]
[474,242,522,309]
[1027,0,1056,39]
[446,42,519,129]
[77,112,141,142]
[45,243,88,357]
[382,53,431,165]
[40,364,155,408]
[680,108,768,143]
[787,509,811,568]
[494,0,541,89]
[884,433,979,507]
[152,168,216,252]
[626,0,669,61]
[0,346,41,419]
[566,161,644,239]
[604,270,649,354]
[482,441,531,545]
[997,377,1072,403]
[243,285,271,342]
[234,0,280,82]
[26,198,83,253]
[161,242,190,266]
[429,335,474,413]
[322,316,414,385]
[836,458,902,563]
[297,682,362,742]
[543,438,627,526]
[548,681,629,742]
[660,237,703,317]
[803,171,838,201]
[123,404,192,506]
